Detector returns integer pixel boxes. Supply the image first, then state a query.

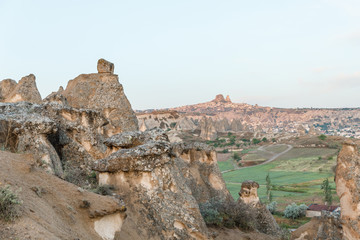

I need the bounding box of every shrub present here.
[318,134,327,141]
[221,149,229,153]
[252,138,261,145]
[233,152,241,161]
[283,203,307,219]
[0,185,22,221]
[266,201,277,214]
[199,198,256,230]
[199,200,223,226]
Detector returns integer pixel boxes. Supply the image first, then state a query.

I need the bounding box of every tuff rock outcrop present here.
[238,180,260,206]
[172,142,232,203]
[336,140,360,240]
[94,129,211,240]
[200,117,217,141]
[62,59,138,134]
[0,74,42,104]
[237,180,280,236]
[212,94,227,103]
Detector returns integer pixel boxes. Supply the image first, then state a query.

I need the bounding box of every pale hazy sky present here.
[1,0,360,110]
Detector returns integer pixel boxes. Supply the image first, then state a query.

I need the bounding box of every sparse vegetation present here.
[93,184,115,196]
[0,185,22,221]
[283,203,307,219]
[199,198,257,230]
[266,201,277,214]
[233,152,241,162]
[318,134,327,141]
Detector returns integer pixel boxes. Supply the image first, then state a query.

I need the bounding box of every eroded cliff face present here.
[336,140,360,240]
[62,59,138,134]
[93,129,211,240]
[172,142,232,204]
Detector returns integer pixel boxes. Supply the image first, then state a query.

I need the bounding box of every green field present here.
[218,159,234,172]
[221,147,339,210]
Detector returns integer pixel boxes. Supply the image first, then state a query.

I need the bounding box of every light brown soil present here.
[0,150,123,240]
[209,227,278,240]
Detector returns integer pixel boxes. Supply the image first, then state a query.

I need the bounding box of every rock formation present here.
[200,117,217,141]
[237,181,280,236]
[97,58,115,74]
[225,95,231,103]
[62,59,138,134]
[238,180,260,206]
[93,129,211,239]
[172,142,233,203]
[0,74,42,104]
[336,140,360,240]
[0,59,286,240]
[212,94,227,103]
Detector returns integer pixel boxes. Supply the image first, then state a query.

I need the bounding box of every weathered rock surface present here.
[62,59,138,134]
[200,117,217,141]
[94,129,211,240]
[237,181,280,236]
[0,102,63,176]
[43,86,68,105]
[0,74,42,104]
[336,140,360,240]
[238,180,260,206]
[0,79,17,101]
[97,58,115,74]
[172,142,233,203]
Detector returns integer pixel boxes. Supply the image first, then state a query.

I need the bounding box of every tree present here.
[252,138,261,145]
[262,137,268,142]
[321,178,332,205]
[233,152,241,162]
[266,173,272,202]
[318,134,327,141]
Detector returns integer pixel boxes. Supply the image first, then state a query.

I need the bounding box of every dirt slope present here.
[0,150,124,240]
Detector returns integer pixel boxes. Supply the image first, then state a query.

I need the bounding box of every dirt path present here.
[221,144,293,174]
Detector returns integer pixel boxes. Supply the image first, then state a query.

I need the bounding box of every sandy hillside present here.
[0,150,124,240]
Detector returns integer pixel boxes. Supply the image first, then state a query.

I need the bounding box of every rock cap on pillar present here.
[97,58,114,74]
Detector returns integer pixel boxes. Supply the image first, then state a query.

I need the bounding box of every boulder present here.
[97,58,114,74]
